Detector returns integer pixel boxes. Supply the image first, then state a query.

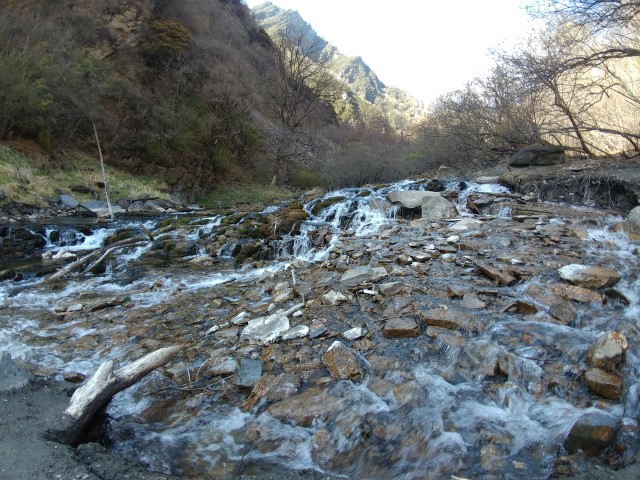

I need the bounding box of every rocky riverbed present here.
[1,177,639,479]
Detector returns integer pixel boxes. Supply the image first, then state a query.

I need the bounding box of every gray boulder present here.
[509,145,565,166]
[0,352,30,392]
[58,194,79,208]
[627,206,640,235]
[420,192,458,220]
[386,190,429,209]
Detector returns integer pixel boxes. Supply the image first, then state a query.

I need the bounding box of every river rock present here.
[209,356,239,376]
[240,312,290,344]
[449,218,483,231]
[558,264,622,289]
[323,290,348,305]
[549,301,577,324]
[475,176,501,184]
[549,283,604,304]
[342,327,367,341]
[59,194,79,208]
[379,281,406,295]
[626,206,640,235]
[386,190,430,208]
[584,368,623,400]
[476,262,517,286]
[420,192,458,221]
[419,307,484,333]
[322,341,363,381]
[509,144,565,166]
[235,358,262,389]
[282,325,309,341]
[383,317,419,338]
[339,265,387,286]
[564,412,619,456]
[586,331,628,370]
[267,387,345,427]
[0,352,30,391]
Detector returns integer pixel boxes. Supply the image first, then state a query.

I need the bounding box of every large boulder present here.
[627,206,640,235]
[420,192,458,221]
[508,144,565,166]
[386,190,429,209]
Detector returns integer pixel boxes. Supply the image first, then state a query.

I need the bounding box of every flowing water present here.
[0,179,638,479]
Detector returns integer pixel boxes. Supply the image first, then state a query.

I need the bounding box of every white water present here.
[1,178,639,479]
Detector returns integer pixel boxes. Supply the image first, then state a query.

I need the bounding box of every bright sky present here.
[244,0,537,105]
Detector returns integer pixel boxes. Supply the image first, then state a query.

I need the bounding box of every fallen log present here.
[46,235,147,282]
[47,346,181,446]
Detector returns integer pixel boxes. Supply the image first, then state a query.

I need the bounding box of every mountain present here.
[251,2,425,131]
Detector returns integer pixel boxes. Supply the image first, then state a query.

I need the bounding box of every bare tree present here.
[263,25,341,185]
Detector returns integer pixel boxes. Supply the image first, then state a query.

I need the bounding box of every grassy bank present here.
[0,143,299,212]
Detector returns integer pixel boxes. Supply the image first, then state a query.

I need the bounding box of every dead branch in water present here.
[47,346,181,446]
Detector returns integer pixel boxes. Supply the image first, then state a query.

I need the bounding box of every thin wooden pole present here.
[93,123,114,221]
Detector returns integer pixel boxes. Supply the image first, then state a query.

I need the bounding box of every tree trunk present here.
[46,346,181,446]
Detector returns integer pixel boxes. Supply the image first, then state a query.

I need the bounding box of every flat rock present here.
[282,325,309,341]
[209,356,239,376]
[549,283,604,303]
[383,317,419,338]
[268,387,345,427]
[339,266,387,286]
[509,144,565,166]
[323,290,348,305]
[419,307,484,333]
[379,281,406,295]
[584,368,623,400]
[342,327,367,341]
[476,263,517,286]
[564,412,619,456]
[586,331,628,370]
[558,264,622,289]
[0,352,30,391]
[449,218,483,231]
[386,190,430,208]
[322,341,363,381]
[235,358,263,389]
[240,312,289,344]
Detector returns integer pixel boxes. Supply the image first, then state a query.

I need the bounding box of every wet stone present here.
[383,317,419,338]
[564,412,619,456]
[419,307,484,333]
[235,358,262,389]
[460,293,487,309]
[549,301,577,324]
[476,262,517,286]
[584,368,623,400]
[549,283,604,304]
[63,371,86,383]
[558,264,622,289]
[322,341,363,381]
[586,331,628,370]
[267,387,345,427]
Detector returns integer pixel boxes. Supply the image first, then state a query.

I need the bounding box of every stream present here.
[0,178,638,479]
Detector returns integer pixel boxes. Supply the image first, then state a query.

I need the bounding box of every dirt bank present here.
[487,155,640,212]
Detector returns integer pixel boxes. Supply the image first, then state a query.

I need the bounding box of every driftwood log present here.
[47,346,181,446]
[46,235,149,282]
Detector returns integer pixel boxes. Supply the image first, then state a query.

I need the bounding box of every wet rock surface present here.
[1,178,639,479]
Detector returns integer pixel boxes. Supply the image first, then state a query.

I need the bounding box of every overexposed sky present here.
[244,0,536,104]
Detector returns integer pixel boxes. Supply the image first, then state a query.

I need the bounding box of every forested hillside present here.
[1,0,638,207]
